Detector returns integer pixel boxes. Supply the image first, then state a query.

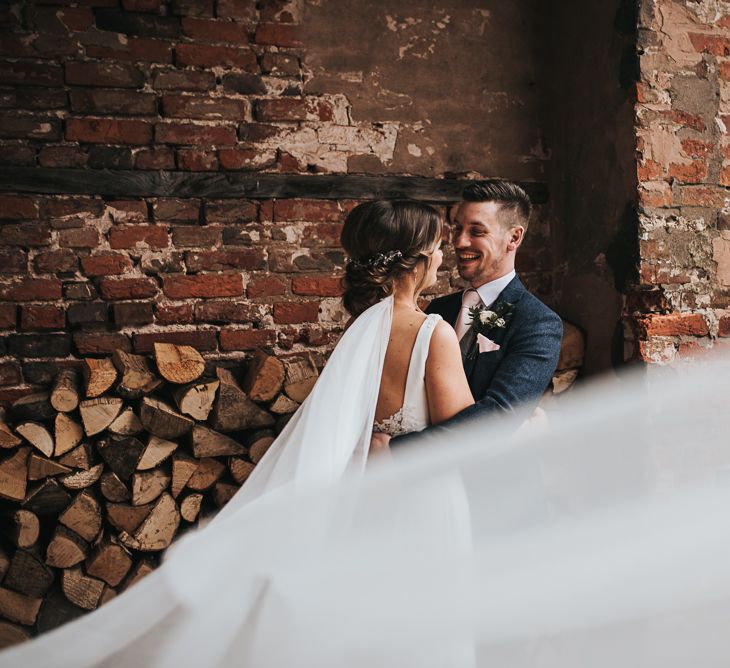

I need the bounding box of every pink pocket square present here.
[477,333,500,353]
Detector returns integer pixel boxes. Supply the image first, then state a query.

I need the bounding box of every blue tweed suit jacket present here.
[393,275,562,444]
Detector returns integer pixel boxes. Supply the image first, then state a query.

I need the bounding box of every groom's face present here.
[452,201,516,287]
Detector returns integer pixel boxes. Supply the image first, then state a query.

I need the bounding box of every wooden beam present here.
[0,167,548,203]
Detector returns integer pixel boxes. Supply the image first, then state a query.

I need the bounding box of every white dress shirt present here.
[473,270,516,310]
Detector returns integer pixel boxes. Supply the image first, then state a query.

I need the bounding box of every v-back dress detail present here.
[373,313,442,437]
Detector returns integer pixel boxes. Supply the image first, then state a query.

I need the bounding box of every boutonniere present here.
[464,300,514,358]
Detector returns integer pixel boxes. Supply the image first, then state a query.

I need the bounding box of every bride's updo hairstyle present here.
[341,200,442,316]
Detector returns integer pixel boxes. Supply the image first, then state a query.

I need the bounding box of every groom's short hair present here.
[462,179,532,231]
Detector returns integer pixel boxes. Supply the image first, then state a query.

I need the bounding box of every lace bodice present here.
[373,313,442,437]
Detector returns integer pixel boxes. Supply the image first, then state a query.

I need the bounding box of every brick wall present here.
[631,0,730,364]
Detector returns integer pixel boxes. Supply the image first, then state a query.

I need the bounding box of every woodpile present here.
[0,345,315,648]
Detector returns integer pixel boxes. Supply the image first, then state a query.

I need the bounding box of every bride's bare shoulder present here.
[427,320,461,364]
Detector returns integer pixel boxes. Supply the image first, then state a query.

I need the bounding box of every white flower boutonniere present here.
[464,300,514,358]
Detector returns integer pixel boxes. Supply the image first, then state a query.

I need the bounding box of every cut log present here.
[209,367,274,432]
[118,493,180,552]
[11,392,55,422]
[269,393,300,415]
[557,320,585,371]
[0,447,29,502]
[99,587,117,606]
[229,458,255,485]
[112,350,163,399]
[0,587,42,626]
[107,407,144,436]
[0,547,8,580]
[187,458,225,491]
[180,493,203,522]
[22,479,70,516]
[62,567,104,611]
[0,418,21,449]
[4,550,54,598]
[46,526,88,568]
[171,453,197,498]
[8,509,39,549]
[552,369,579,395]
[191,424,246,458]
[139,397,194,440]
[248,431,275,464]
[97,435,144,481]
[131,468,171,506]
[82,358,117,398]
[171,379,219,420]
[59,463,103,491]
[138,435,177,471]
[106,502,153,534]
[121,559,154,592]
[36,587,85,634]
[86,539,133,587]
[79,397,123,437]
[28,453,72,480]
[15,422,53,458]
[50,369,80,413]
[59,491,102,542]
[58,442,92,470]
[0,621,31,650]
[154,342,205,384]
[283,354,318,402]
[213,482,238,508]
[53,412,83,457]
[243,350,285,402]
[99,471,130,503]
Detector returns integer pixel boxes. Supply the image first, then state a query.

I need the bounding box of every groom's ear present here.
[507,225,525,252]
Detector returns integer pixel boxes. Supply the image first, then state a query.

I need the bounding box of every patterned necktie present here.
[454,289,481,340]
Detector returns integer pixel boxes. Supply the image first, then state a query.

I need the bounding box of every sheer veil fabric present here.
[4,308,730,665]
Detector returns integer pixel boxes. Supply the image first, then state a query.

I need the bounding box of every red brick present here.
[135,147,176,170]
[719,315,730,337]
[156,122,237,146]
[0,278,62,301]
[33,250,78,274]
[636,313,709,338]
[0,114,61,140]
[0,304,16,328]
[194,300,259,323]
[122,0,161,11]
[74,332,132,356]
[0,222,48,247]
[0,60,63,87]
[113,301,153,326]
[107,200,149,221]
[639,183,672,209]
[152,68,216,91]
[720,60,730,81]
[302,222,342,246]
[661,110,706,133]
[220,328,275,351]
[637,159,663,182]
[57,7,94,30]
[254,22,302,47]
[43,196,104,218]
[86,37,172,63]
[217,0,257,21]
[677,186,728,208]
[181,18,250,43]
[153,198,200,221]
[254,98,326,122]
[65,61,145,88]
[0,250,28,274]
[154,302,194,324]
[218,147,274,170]
[81,253,133,276]
[247,275,287,297]
[133,329,217,353]
[171,225,220,246]
[66,302,108,326]
[12,87,68,110]
[292,275,343,297]
[274,199,341,222]
[59,227,100,248]
[668,160,707,183]
[0,195,39,220]
[721,166,730,187]
[261,52,300,76]
[38,145,88,167]
[162,273,243,298]
[273,301,320,324]
[70,89,157,115]
[176,149,218,170]
[175,43,258,70]
[0,145,37,166]
[162,94,246,120]
[205,199,258,223]
[185,249,264,271]
[21,304,66,331]
[680,139,712,158]
[109,225,169,249]
[0,361,22,386]
[98,277,158,300]
[688,33,730,56]
[66,118,153,145]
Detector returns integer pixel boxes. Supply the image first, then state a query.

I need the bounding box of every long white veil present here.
[4,331,730,666]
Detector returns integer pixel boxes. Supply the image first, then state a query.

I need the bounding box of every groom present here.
[397,180,562,443]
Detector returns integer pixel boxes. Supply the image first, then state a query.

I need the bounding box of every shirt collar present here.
[473,270,516,308]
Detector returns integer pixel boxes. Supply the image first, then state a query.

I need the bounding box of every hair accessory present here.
[351,250,403,270]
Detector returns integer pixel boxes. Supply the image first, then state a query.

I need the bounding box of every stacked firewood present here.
[0,344,317,648]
